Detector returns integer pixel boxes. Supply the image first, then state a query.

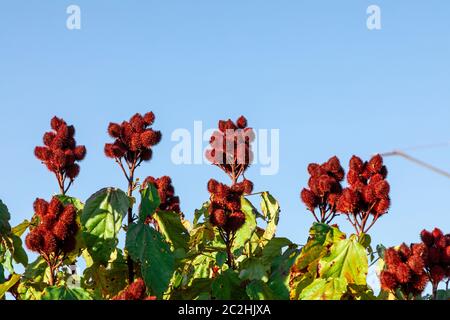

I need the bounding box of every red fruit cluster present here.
[380,243,429,297]
[112,278,157,300]
[34,116,86,193]
[142,176,181,214]
[105,112,161,164]
[300,156,344,222]
[420,228,450,286]
[207,178,254,233]
[336,155,390,216]
[205,116,255,182]
[25,197,78,257]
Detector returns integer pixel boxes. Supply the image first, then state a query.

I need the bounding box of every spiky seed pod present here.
[368,154,383,174]
[420,230,434,247]
[210,209,227,227]
[407,255,425,275]
[112,278,153,300]
[236,116,247,129]
[430,265,445,284]
[33,198,49,218]
[349,155,364,173]
[143,112,155,126]
[301,188,318,211]
[225,211,245,232]
[380,271,398,291]
[242,179,254,195]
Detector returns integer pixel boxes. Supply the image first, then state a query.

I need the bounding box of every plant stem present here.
[126,167,135,284]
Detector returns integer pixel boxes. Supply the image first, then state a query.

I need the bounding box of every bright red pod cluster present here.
[142,176,181,214]
[336,155,390,216]
[205,116,255,182]
[34,116,86,193]
[112,278,157,300]
[105,112,161,164]
[380,243,429,297]
[25,197,78,257]
[420,228,450,285]
[207,178,253,233]
[300,156,344,218]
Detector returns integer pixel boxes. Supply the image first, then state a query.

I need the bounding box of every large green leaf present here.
[299,278,347,300]
[260,192,280,243]
[139,184,161,223]
[193,202,209,227]
[318,235,368,286]
[57,195,84,211]
[268,246,299,300]
[246,280,275,300]
[239,258,269,281]
[153,210,189,251]
[126,223,175,298]
[0,273,21,299]
[261,237,292,265]
[81,188,130,265]
[232,197,257,252]
[212,269,246,300]
[11,220,30,237]
[41,286,93,300]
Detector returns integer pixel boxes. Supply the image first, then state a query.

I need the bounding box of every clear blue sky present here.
[0,0,449,256]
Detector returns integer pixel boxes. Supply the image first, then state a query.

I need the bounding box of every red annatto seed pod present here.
[143,112,155,126]
[412,243,428,258]
[301,188,318,211]
[384,248,402,266]
[48,197,63,216]
[53,221,69,240]
[368,154,383,174]
[394,263,411,284]
[33,198,49,218]
[66,164,80,180]
[349,155,364,173]
[346,170,360,186]
[207,179,219,193]
[380,271,398,291]
[210,209,227,227]
[242,179,254,195]
[130,134,142,151]
[374,180,390,199]
[130,114,146,133]
[374,198,390,215]
[420,230,434,247]
[34,146,52,162]
[60,205,76,225]
[140,148,153,161]
[443,246,450,263]
[430,265,445,284]
[307,163,320,175]
[398,243,412,260]
[225,211,245,232]
[51,116,65,131]
[369,174,384,185]
[108,123,122,138]
[236,116,247,129]
[43,131,56,146]
[113,278,149,300]
[73,145,87,161]
[428,247,441,264]
[25,231,44,252]
[42,231,57,255]
[362,185,376,204]
[412,273,429,292]
[407,255,425,275]
[324,156,342,174]
[327,193,340,208]
[432,228,444,242]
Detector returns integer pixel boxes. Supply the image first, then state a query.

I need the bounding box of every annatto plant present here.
[0,113,449,300]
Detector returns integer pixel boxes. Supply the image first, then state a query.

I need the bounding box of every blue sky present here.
[0,0,449,261]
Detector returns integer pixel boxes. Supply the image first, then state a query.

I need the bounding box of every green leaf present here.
[261,237,292,265]
[0,273,21,299]
[10,234,28,266]
[11,220,30,237]
[269,246,299,300]
[82,249,128,299]
[212,269,245,300]
[56,195,84,211]
[0,200,11,236]
[152,210,189,251]
[139,185,161,223]
[246,280,275,300]
[126,223,175,298]
[81,188,130,265]
[299,278,347,300]
[216,252,227,267]
[319,235,368,286]
[41,286,93,300]
[232,197,257,252]
[239,258,269,281]
[193,202,209,227]
[260,192,280,243]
